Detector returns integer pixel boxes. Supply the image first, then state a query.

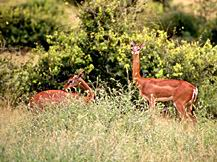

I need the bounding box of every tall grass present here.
[0,86,217,162]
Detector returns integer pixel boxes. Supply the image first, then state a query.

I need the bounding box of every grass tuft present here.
[0,88,217,162]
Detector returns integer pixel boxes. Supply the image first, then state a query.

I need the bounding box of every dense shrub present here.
[3,30,93,103]
[0,0,65,50]
[4,29,217,116]
[0,58,17,97]
[1,0,217,117]
[159,11,203,40]
[200,18,217,46]
[78,0,137,86]
[28,31,93,92]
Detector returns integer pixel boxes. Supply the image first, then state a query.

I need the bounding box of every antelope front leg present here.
[149,94,156,109]
[174,101,188,121]
[186,104,197,124]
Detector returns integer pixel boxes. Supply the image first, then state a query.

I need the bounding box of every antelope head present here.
[64,71,84,91]
[130,41,144,55]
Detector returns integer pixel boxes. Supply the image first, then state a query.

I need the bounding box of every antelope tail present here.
[192,87,198,103]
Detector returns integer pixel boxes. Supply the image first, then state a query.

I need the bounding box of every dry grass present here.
[0,90,217,162]
[0,51,39,66]
[172,0,195,5]
[0,107,28,133]
[0,103,31,151]
[172,0,217,20]
[0,99,31,130]
[0,0,27,6]
[64,4,80,29]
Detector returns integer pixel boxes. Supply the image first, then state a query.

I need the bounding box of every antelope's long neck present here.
[79,79,95,100]
[132,53,141,81]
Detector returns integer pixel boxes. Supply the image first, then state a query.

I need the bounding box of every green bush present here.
[28,31,93,92]
[4,30,93,103]
[0,0,65,50]
[0,58,17,98]
[1,0,217,117]
[159,11,203,40]
[200,17,217,46]
[78,0,135,86]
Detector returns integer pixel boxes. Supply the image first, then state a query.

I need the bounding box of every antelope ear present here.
[77,70,84,78]
[68,74,74,79]
[140,43,144,49]
[130,41,135,47]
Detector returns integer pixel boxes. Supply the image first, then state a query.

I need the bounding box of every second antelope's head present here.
[130,41,144,55]
[64,72,84,91]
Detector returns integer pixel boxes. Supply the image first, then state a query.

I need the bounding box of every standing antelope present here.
[131,41,198,122]
[29,72,94,111]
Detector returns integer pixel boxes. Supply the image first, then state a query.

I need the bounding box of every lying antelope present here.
[29,72,94,111]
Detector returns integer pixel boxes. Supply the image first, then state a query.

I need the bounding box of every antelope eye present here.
[68,80,73,84]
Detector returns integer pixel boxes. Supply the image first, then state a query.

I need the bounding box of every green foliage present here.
[0,0,65,49]
[1,0,217,117]
[201,17,217,45]
[0,58,17,97]
[78,0,136,85]
[159,11,203,40]
[4,31,93,103]
[28,31,93,92]
[138,31,217,116]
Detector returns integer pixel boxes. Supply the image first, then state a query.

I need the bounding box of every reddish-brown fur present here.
[63,73,95,102]
[29,90,79,111]
[131,42,198,123]
[29,72,94,111]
